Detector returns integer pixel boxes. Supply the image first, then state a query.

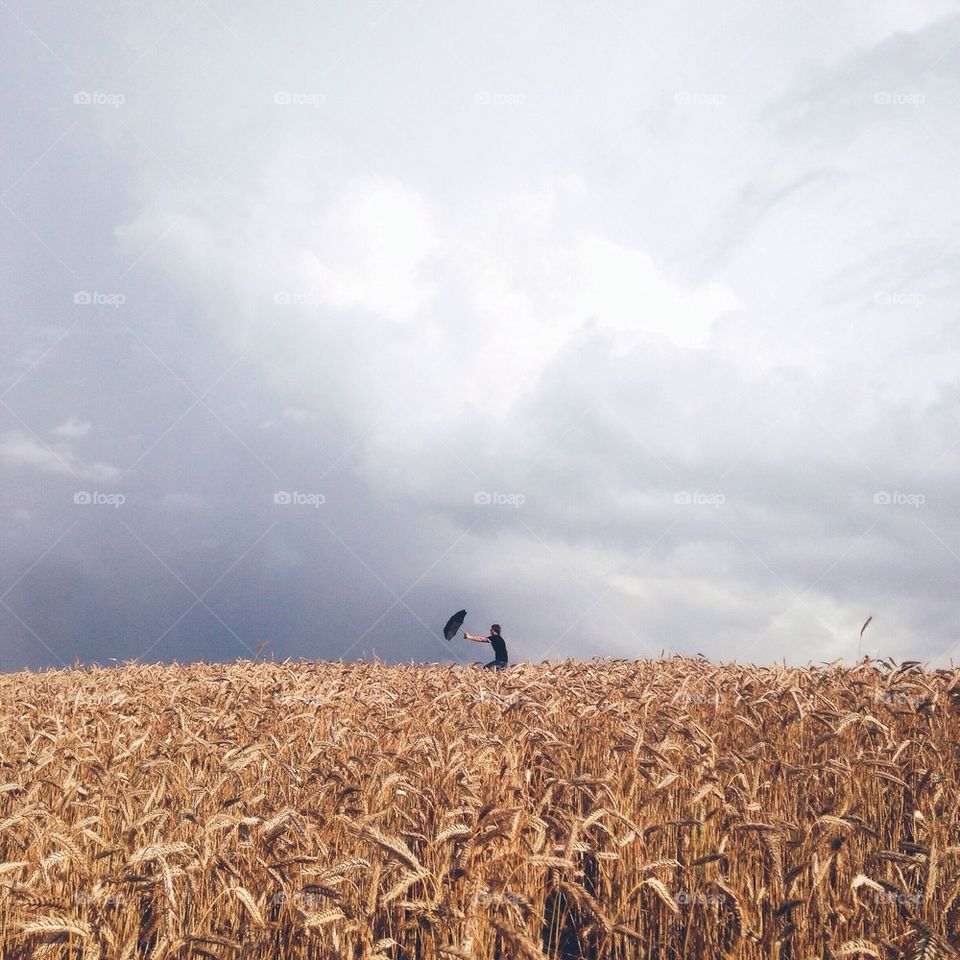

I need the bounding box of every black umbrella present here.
[443,609,467,641]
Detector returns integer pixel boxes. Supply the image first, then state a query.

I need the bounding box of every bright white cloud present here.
[122,168,738,427]
[52,417,92,438]
[303,178,439,322]
[568,234,739,349]
[0,433,119,483]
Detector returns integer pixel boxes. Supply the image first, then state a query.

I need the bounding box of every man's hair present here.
[491,624,501,634]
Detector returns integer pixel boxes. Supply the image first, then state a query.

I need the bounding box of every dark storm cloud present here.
[3,0,960,671]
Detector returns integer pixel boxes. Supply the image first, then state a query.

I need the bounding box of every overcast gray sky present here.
[3,0,960,671]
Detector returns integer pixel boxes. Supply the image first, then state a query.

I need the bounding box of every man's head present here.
[490,624,501,635]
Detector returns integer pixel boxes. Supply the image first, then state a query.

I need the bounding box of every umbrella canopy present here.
[443,609,467,641]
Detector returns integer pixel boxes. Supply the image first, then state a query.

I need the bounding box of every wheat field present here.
[0,658,958,959]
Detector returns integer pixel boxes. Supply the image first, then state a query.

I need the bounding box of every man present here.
[464,623,509,670]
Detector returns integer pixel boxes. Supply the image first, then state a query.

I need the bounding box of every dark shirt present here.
[489,633,508,662]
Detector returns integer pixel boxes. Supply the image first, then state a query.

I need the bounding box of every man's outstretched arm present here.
[463,632,489,643]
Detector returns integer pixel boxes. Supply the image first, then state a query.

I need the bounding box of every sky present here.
[3,0,960,671]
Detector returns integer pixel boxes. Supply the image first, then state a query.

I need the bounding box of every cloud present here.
[75,8,960,665]
[52,417,92,438]
[309,178,439,322]
[567,234,739,348]
[0,433,119,483]
[3,1,960,670]
[118,166,739,431]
